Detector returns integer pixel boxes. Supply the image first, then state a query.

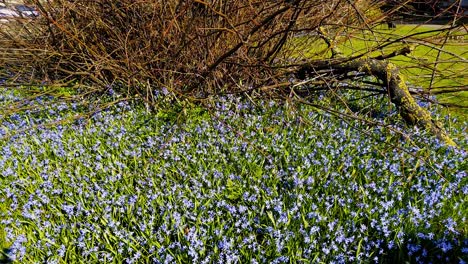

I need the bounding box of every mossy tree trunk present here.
[298,58,456,146]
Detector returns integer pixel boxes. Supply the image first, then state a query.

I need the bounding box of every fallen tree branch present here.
[297,58,457,146]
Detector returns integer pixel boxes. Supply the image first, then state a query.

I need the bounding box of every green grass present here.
[346,25,467,114]
[291,24,467,119]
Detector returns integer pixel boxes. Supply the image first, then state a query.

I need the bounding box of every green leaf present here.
[267,211,276,228]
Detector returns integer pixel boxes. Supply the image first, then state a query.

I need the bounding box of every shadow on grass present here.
[0,248,11,264]
[380,236,467,264]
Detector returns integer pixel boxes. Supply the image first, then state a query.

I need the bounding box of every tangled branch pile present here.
[1,0,384,94]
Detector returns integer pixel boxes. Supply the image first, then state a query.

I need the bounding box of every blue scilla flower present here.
[437,240,453,252]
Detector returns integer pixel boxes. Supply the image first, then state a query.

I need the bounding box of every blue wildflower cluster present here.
[0,89,467,263]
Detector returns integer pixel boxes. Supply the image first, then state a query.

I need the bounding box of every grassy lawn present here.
[345,24,467,116]
[0,88,467,263]
[292,24,467,119]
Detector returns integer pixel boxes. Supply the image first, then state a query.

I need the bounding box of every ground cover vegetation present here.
[0,88,467,263]
[0,0,467,263]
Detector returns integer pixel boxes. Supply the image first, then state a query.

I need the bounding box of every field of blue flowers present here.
[0,88,467,263]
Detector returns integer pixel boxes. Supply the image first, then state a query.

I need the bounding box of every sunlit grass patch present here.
[339,24,467,115]
[287,24,467,118]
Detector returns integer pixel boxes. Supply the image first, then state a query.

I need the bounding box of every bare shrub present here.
[1,0,389,96]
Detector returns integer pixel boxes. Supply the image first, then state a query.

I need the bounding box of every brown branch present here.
[372,45,414,60]
[429,86,468,95]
